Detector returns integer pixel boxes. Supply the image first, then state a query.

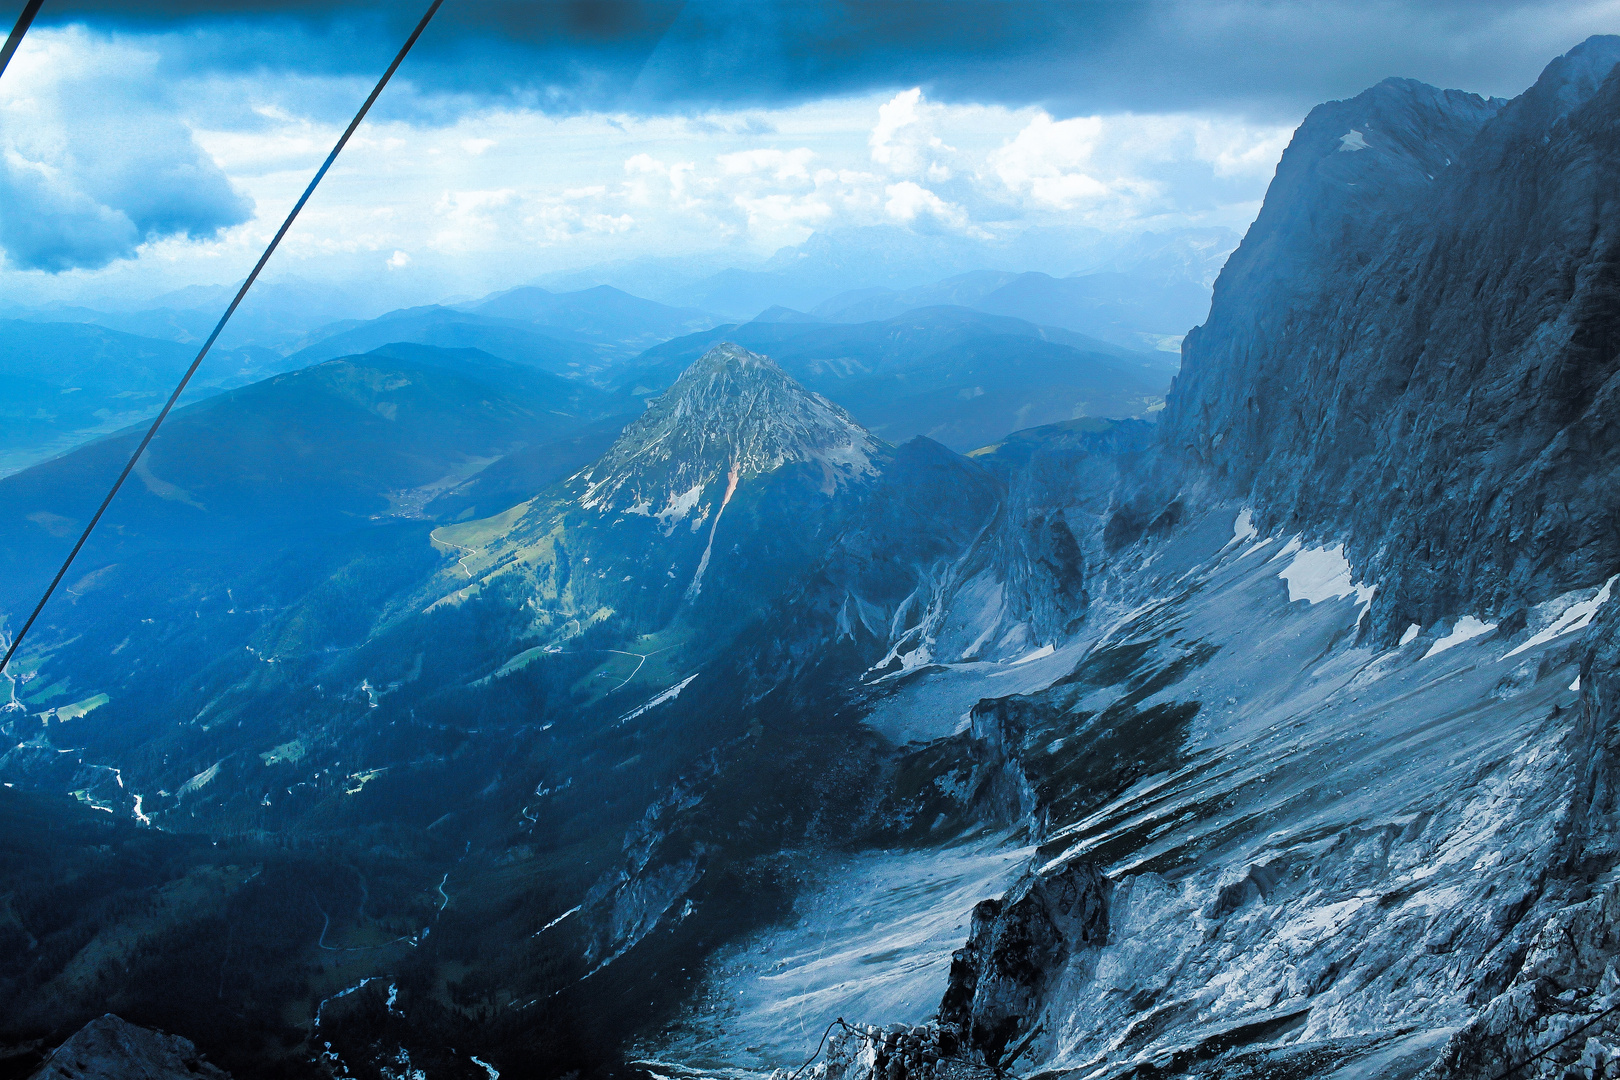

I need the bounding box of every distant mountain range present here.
[539,225,1239,333]
[4,284,1177,479]
[1,224,1229,478]
[619,306,1176,451]
[810,267,1211,352]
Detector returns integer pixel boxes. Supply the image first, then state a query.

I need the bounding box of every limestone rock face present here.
[30,1015,229,1080]
[1159,36,1620,636]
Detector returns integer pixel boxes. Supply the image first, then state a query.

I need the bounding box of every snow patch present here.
[1399,623,1421,646]
[1277,544,1375,609]
[1503,575,1616,658]
[618,674,699,724]
[533,904,582,936]
[1339,129,1370,151]
[655,483,705,533]
[1231,508,1256,545]
[1424,616,1498,659]
[1011,644,1055,666]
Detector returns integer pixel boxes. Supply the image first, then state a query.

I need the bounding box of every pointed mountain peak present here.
[577,343,881,524]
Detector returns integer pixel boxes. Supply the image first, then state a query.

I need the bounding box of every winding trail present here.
[430,529,478,578]
[552,645,674,693]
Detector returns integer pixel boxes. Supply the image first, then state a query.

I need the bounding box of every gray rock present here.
[30,1014,229,1080]
[939,862,1107,1067]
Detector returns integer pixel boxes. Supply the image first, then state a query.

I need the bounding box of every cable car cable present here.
[0,0,445,678]
[0,0,44,82]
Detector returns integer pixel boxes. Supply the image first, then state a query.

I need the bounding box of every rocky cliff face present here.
[1159,35,1620,638]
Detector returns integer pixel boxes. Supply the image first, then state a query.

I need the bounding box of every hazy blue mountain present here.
[813,267,1214,352]
[286,286,728,384]
[463,284,723,352]
[3,278,382,353]
[280,306,606,378]
[621,306,1176,450]
[551,225,1236,327]
[748,304,827,323]
[0,343,615,626]
[810,270,1022,322]
[0,320,306,477]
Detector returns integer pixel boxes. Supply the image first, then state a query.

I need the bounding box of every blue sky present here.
[1,0,1616,309]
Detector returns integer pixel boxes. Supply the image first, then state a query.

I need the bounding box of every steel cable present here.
[0,0,43,83]
[1489,998,1620,1080]
[789,1018,849,1080]
[0,0,445,677]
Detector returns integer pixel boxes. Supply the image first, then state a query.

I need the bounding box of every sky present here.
[0,0,1617,311]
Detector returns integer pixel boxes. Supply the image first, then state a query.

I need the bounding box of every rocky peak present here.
[577,342,881,526]
[1487,34,1620,143]
[1162,35,1620,631]
[30,1015,230,1080]
[1207,76,1499,307]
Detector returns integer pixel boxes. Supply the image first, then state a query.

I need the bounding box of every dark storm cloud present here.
[25,0,1620,119]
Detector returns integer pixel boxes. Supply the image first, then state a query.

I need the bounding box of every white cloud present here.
[883,181,970,230]
[989,110,1292,224]
[0,35,1293,305]
[717,147,816,181]
[869,87,958,181]
[0,27,252,272]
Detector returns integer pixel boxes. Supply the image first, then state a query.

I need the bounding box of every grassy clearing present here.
[54,693,109,720]
[259,739,307,766]
[22,678,71,705]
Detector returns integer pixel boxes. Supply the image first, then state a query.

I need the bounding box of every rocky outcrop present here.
[30,1014,229,1080]
[939,863,1109,1067]
[1417,601,1620,1080]
[971,418,1159,643]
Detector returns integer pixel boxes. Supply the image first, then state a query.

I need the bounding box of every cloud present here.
[26,1,1620,121]
[882,181,970,231]
[987,111,1292,226]
[0,47,1292,303]
[0,28,252,272]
